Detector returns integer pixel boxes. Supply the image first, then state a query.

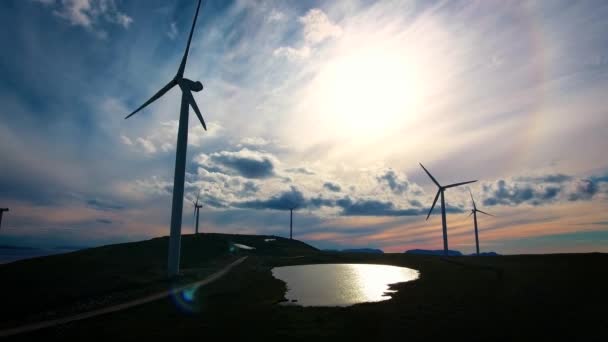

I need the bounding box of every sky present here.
[0,0,607,255]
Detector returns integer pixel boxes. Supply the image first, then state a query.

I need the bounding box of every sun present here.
[313,45,424,141]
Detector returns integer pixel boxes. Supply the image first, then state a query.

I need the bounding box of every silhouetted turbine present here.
[289,207,296,240]
[420,163,477,256]
[193,189,203,235]
[0,208,8,231]
[124,0,206,277]
[467,189,494,256]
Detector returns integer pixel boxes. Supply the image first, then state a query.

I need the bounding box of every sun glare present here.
[314,46,423,140]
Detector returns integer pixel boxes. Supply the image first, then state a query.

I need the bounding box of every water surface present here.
[272,263,419,307]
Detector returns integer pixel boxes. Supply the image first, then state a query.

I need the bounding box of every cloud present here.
[40,0,133,31]
[566,179,598,201]
[285,167,315,175]
[481,174,606,207]
[167,22,178,40]
[376,169,409,194]
[323,182,341,192]
[273,46,311,60]
[235,186,304,210]
[96,218,112,224]
[86,199,124,211]
[266,9,286,23]
[515,174,573,183]
[298,8,342,45]
[198,149,278,179]
[135,137,157,154]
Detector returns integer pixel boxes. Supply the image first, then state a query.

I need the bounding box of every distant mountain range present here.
[404,249,500,256]
[341,248,384,254]
[323,248,384,254]
[405,249,463,256]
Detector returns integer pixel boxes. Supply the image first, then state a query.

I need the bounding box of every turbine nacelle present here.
[179,78,203,92]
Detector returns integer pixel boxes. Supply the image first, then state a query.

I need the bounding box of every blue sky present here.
[1,0,607,254]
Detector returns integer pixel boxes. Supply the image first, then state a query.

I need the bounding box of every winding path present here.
[0,256,248,338]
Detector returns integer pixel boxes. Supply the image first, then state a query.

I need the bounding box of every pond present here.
[272,263,419,307]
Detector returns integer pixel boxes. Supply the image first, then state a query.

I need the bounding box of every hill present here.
[0,233,318,327]
[405,249,463,256]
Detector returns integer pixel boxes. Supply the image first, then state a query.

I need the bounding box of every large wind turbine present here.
[193,190,202,235]
[124,0,207,277]
[420,163,477,256]
[0,208,8,231]
[467,189,494,256]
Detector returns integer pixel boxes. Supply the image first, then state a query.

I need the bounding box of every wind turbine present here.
[193,190,203,235]
[420,163,477,256]
[289,206,296,240]
[0,208,8,231]
[124,0,207,277]
[467,189,494,256]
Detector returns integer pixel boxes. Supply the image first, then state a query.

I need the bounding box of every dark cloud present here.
[205,150,276,179]
[516,174,573,183]
[285,167,315,175]
[376,170,409,194]
[482,175,603,206]
[323,182,341,192]
[96,218,112,224]
[86,199,124,211]
[235,186,304,210]
[409,199,423,207]
[482,180,540,206]
[591,174,608,183]
[240,181,260,195]
[335,197,427,216]
[308,196,335,208]
[568,179,598,201]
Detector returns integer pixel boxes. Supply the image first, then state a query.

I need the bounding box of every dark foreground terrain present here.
[1,233,606,341]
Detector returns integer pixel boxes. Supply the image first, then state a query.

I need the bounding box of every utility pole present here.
[0,208,8,231]
[289,208,293,240]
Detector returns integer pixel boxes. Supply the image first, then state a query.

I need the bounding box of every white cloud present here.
[298,8,342,45]
[37,0,133,32]
[135,137,156,154]
[120,135,133,146]
[167,22,178,40]
[266,9,286,23]
[273,46,311,60]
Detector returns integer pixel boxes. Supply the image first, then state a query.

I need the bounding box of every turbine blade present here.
[196,189,201,204]
[468,188,477,210]
[468,211,473,218]
[477,209,494,217]
[184,89,207,130]
[419,163,441,187]
[426,190,441,220]
[444,180,477,189]
[176,0,203,78]
[125,80,176,119]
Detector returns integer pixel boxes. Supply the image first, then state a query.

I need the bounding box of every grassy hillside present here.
[2,235,607,340]
[0,233,318,327]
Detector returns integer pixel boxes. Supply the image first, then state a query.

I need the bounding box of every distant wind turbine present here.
[420,163,477,256]
[124,0,207,277]
[193,190,203,235]
[289,206,296,240]
[467,189,494,256]
[0,208,8,231]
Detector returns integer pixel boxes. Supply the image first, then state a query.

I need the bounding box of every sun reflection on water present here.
[272,263,419,307]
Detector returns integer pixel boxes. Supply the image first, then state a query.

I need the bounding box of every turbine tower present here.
[124,0,207,277]
[289,207,296,240]
[193,190,203,235]
[420,163,476,256]
[0,208,8,231]
[467,189,494,256]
